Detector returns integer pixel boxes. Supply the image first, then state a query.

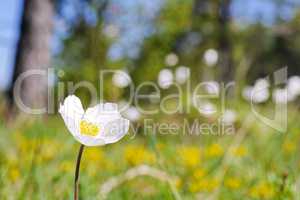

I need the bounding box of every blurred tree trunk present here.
[7,0,54,113]
[217,0,234,83]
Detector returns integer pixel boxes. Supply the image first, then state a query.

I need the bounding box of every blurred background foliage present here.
[51,0,300,105]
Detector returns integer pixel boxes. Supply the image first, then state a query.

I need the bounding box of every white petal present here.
[86,103,118,113]
[74,135,105,146]
[121,106,141,122]
[59,95,84,120]
[59,95,84,137]
[60,112,81,138]
[102,103,119,112]
[84,103,121,125]
[100,118,130,144]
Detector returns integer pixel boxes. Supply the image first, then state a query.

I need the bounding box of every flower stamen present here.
[80,120,99,136]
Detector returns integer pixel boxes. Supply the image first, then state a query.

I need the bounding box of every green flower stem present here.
[74,144,85,200]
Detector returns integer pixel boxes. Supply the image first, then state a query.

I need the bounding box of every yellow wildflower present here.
[206,143,224,157]
[178,146,201,168]
[283,140,296,154]
[189,181,199,193]
[231,146,247,157]
[193,168,206,180]
[60,161,73,172]
[38,140,61,163]
[84,147,104,162]
[175,178,182,189]
[156,142,165,151]
[190,178,219,193]
[124,145,155,166]
[225,177,241,189]
[17,136,36,154]
[9,167,20,182]
[249,182,274,199]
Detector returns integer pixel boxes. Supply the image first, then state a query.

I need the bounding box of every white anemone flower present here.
[175,66,190,84]
[242,86,253,101]
[242,78,270,103]
[254,78,270,90]
[198,102,217,117]
[221,109,237,124]
[112,71,131,88]
[251,78,270,103]
[205,81,220,95]
[122,106,141,122]
[203,48,218,67]
[165,53,178,66]
[103,24,120,39]
[272,88,294,104]
[59,95,130,146]
[251,87,269,103]
[158,69,174,89]
[287,76,300,99]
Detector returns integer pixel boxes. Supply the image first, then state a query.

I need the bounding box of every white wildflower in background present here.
[175,66,190,84]
[165,53,178,66]
[103,24,120,39]
[251,78,270,103]
[158,69,174,89]
[221,110,237,124]
[272,88,292,104]
[198,101,217,117]
[287,76,300,99]
[59,95,129,146]
[243,78,270,103]
[251,88,269,103]
[254,78,270,90]
[121,106,141,122]
[112,71,131,88]
[205,81,220,95]
[203,48,218,67]
[271,76,300,104]
[118,101,141,122]
[242,86,253,101]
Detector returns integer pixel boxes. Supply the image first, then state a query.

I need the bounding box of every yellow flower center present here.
[80,120,99,136]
